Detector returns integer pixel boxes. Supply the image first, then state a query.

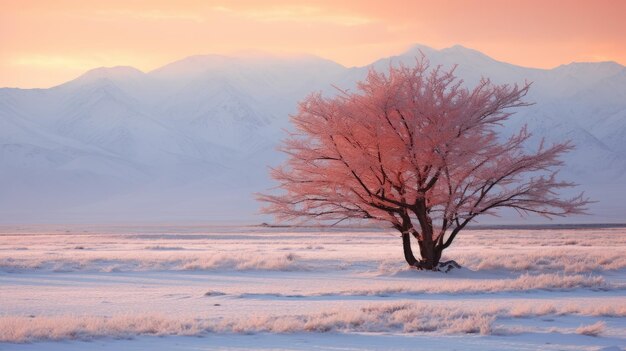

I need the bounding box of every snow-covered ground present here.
[1,226,624,350]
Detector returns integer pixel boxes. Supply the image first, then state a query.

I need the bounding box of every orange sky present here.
[1,0,625,88]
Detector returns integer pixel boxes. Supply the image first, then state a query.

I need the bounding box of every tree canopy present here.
[259,58,589,270]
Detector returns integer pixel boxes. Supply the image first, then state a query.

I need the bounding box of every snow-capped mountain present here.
[1,45,624,224]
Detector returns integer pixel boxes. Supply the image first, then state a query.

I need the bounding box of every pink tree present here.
[258,58,589,271]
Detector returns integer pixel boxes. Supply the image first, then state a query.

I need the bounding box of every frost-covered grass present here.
[1,228,625,274]
[0,251,305,272]
[576,321,606,336]
[0,314,203,343]
[229,273,615,298]
[0,226,624,349]
[449,249,626,273]
[3,248,623,274]
[2,301,624,343]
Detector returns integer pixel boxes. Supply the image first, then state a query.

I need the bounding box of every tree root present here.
[438,260,462,273]
[410,260,462,273]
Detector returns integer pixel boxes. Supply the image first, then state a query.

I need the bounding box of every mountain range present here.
[1,45,625,224]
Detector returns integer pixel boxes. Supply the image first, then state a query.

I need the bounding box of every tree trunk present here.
[409,199,443,270]
[401,230,442,270]
[401,232,418,266]
[416,239,442,269]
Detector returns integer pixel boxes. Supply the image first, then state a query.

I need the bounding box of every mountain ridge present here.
[0,44,624,224]
[7,44,624,92]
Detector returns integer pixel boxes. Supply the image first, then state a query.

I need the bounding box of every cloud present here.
[8,53,143,71]
[212,5,375,26]
[10,55,102,70]
[90,9,204,22]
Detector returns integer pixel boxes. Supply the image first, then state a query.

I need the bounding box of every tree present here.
[258,58,589,271]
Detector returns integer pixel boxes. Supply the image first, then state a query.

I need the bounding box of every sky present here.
[1,0,625,88]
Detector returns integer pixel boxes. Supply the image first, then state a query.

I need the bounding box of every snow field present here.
[0,226,624,349]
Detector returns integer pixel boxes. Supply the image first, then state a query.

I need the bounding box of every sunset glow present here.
[1,0,625,88]
[1,1,626,350]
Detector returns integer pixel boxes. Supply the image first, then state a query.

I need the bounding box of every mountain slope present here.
[0,46,624,224]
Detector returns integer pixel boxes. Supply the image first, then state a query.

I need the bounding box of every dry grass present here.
[2,229,625,274]
[1,301,622,343]
[232,273,612,297]
[0,251,306,273]
[450,249,626,273]
[575,321,605,336]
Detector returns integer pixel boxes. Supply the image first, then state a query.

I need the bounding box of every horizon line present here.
[3,43,624,90]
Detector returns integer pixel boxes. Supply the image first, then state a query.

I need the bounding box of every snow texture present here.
[0,226,624,350]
